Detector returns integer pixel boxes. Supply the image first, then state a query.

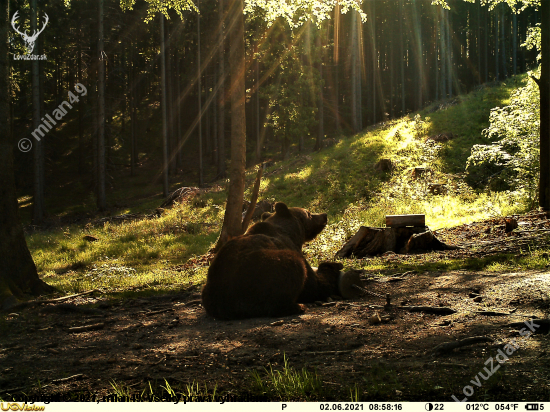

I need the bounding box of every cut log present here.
[386,214,425,228]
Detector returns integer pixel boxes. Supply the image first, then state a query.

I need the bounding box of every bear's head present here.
[262,202,328,246]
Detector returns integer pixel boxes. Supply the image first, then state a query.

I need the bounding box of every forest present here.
[1,0,550,403]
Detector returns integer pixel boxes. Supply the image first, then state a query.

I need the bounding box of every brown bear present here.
[201,202,343,320]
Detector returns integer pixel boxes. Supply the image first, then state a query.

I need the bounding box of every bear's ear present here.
[274,202,292,218]
[261,212,273,221]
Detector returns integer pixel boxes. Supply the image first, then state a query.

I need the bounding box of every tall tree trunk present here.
[197,0,203,187]
[0,0,54,308]
[495,7,500,81]
[440,7,447,98]
[255,49,261,162]
[351,9,359,131]
[31,0,44,225]
[316,32,324,150]
[446,8,452,98]
[483,4,488,83]
[400,0,405,115]
[97,0,106,210]
[539,0,550,210]
[212,62,219,166]
[160,14,169,197]
[176,54,183,170]
[513,12,517,76]
[351,9,362,132]
[501,7,507,79]
[334,4,341,133]
[166,23,176,176]
[130,40,137,176]
[217,0,226,178]
[78,32,84,175]
[215,0,246,251]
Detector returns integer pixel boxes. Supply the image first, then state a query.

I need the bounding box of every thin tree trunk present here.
[97,0,106,210]
[371,0,376,124]
[539,0,550,210]
[334,4,341,133]
[166,23,176,176]
[316,32,324,150]
[0,0,54,308]
[130,40,136,176]
[400,0,405,115]
[446,8,452,98]
[197,0,203,187]
[78,32,84,175]
[215,0,246,251]
[495,7,500,81]
[176,54,183,170]
[255,50,261,162]
[350,12,362,133]
[160,14,169,197]
[217,0,226,178]
[513,12,517,76]
[483,4,488,83]
[501,7,507,79]
[31,0,44,225]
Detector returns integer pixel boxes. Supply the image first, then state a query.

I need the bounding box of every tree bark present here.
[540,0,550,210]
[97,0,106,210]
[0,0,54,308]
[197,0,203,187]
[31,0,44,225]
[217,0,226,178]
[160,14,169,197]
[214,0,246,251]
[316,32,324,150]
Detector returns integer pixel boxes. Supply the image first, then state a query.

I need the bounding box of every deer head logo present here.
[11,10,49,55]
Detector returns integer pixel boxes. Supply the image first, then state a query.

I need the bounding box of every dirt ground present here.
[2,212,550,402]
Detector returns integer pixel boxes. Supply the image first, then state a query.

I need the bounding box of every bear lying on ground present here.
[201,202,343,320]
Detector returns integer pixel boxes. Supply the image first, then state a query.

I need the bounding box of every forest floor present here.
[2,211,550,402]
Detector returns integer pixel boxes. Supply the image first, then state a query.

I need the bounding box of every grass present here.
[251,354,324,401]
[23,73,541,298]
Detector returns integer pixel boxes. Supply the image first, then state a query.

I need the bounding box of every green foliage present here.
[251,354,324,401]
[466,73,540,205]
[522,23,541,61]
[118,0,197,22]
[244,0,366,28]
[261,22,321,157]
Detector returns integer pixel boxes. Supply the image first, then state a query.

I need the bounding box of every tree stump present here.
[374,159,393,172]
[337,225,457,258]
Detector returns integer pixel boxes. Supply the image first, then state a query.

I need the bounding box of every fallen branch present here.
[145,308,174,316]
[37,289,99,305]
[476,310,515,316]
[432,336,494,356]
[304,350,353,355]
[67,323,105,333]
[403,306,457,315]
[241,165,264,232]
[52,374,84,383]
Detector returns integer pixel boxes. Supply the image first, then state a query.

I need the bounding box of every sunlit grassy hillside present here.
[27,75,531,297]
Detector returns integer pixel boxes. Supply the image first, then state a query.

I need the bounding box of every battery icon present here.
[526,405,539,411]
